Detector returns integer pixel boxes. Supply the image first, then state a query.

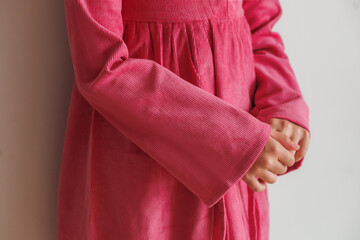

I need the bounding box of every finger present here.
[245,175,267,192]
[275,141,296,167]
[289,127,303,156]
[271,129,300,152]
[267,159,288,175]
[257,169,278,184]
[294,134,310,162]
[280,120,293,137]
[271,118,293,136]
[266,118,282,132]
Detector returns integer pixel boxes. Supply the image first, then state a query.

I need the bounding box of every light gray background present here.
[0,0,359,239]
[269,1,360,240]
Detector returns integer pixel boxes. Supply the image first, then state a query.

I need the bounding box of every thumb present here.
[271,129,300,151]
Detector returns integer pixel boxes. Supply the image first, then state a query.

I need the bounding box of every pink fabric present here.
[58,0,310,239]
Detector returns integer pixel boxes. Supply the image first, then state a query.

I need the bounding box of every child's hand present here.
[265,118,310,163]
[242,128,300,192]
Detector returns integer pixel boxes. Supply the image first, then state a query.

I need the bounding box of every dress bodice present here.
[122,0,244,22]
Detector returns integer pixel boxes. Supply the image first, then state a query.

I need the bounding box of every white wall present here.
[0,0,359,239]
[268,1,360,239]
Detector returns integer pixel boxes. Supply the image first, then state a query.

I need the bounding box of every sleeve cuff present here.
[204,121,272,207]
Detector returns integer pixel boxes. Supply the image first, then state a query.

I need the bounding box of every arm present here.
[64,0,272,207]
[242,0,310,175]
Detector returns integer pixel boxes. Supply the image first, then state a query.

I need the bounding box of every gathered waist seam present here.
[122,14,246,24]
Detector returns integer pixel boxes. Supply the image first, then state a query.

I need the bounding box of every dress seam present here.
[122,15,245,24]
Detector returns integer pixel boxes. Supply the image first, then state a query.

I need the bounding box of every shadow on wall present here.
[0,1,74,239]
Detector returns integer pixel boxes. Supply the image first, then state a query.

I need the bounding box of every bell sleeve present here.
[242,0,311,175]
[64,0,273,208]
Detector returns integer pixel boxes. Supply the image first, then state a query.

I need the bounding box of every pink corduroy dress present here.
[58,0,310,239]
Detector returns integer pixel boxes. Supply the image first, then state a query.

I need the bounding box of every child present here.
[58,0,310,239]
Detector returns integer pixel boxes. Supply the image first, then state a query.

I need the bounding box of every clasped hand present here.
[242,118,310,192]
